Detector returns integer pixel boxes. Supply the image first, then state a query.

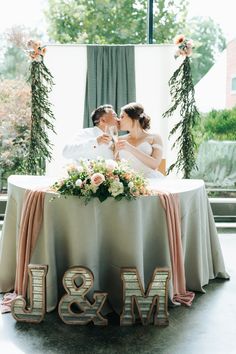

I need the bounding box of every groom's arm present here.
[63,129,99,161]
[63,129,112,161]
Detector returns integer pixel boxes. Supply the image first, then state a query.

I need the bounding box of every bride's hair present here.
[121,102,150,130]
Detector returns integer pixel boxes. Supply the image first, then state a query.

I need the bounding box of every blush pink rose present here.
[174,34,185,45]
[90,173,105,186]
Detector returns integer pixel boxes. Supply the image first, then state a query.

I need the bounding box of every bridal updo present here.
[121,102,151,130]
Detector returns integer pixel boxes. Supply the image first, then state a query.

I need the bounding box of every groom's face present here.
[103,109,118,127]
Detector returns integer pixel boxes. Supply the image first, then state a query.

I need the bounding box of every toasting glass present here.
[108,125,118,143]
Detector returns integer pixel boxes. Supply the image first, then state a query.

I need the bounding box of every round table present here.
[0,176,229,312]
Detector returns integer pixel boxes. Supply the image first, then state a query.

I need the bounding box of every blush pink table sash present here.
[1,189,45,313]
[158,192,195,306]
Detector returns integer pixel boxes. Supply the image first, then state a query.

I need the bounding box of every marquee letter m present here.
[120,268,170,326]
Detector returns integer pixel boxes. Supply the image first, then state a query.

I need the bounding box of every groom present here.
[63,104,119,164]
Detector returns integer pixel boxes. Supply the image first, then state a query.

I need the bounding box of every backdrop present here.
[83,45,136,127]
[44,44,178,177]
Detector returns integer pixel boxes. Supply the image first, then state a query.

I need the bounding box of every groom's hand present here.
[97,134,112,145]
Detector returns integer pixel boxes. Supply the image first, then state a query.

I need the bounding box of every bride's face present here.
[119,111,133,131]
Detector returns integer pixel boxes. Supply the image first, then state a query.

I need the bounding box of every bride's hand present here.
[115,140,132,151]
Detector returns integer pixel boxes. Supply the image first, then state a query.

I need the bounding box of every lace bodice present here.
[119,142,164,179]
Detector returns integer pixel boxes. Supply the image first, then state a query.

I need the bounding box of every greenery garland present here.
[24,40,55,175]
[163,35,199,178]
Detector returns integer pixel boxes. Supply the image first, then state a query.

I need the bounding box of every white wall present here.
[44,44,177,177]
[195,49,226,113]
[45,45,87,176]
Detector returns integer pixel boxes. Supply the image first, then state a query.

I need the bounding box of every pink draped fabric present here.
[159,191,195,306]
[1,190,45,313]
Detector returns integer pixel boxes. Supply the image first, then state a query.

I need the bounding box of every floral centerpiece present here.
[52,158,152,204]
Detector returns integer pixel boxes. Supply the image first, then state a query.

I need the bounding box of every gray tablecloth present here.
[0,176,229,312]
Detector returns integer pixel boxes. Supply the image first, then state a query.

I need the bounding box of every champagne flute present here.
[108,125,118,143]
[104,125,110,137]
[108,125,119,160]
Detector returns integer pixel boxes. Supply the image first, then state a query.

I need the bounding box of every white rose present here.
[105,159,118,171]
[128,181,134,189]
[77,165,84,173]
[75,179,83,187]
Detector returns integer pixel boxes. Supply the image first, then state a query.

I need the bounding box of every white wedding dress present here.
[119,142,165,179]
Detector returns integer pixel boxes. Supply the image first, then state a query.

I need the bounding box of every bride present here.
[115,102,164,178]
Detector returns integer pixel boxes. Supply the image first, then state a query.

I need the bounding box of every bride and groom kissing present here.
[63,102,164,178]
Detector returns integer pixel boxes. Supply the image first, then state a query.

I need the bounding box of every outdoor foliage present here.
[45,0,188,44]
[0,26,42,80]
[193,107,236,147]
[0,80,31,190]
[0,46,28,80]
[191,110,236,189]
[153,0,187,44]
[187,17,226,85]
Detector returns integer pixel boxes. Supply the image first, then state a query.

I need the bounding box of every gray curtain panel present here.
[83,45,136,127]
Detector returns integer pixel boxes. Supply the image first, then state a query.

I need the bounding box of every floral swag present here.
[24,40,55,175]
[163,34,199,178]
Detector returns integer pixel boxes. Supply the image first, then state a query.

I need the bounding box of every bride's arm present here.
[116,134,163,170]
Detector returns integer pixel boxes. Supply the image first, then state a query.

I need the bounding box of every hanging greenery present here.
[23,40,55,175]
[163,35,200,178]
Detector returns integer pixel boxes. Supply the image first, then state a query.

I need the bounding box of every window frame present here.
[231,75,236,93]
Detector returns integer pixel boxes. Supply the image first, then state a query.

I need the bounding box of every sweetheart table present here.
[0,175,229,312]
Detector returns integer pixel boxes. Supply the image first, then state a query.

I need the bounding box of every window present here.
[231,77,236,92]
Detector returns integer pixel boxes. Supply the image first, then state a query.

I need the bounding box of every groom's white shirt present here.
[63,126,113,163]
